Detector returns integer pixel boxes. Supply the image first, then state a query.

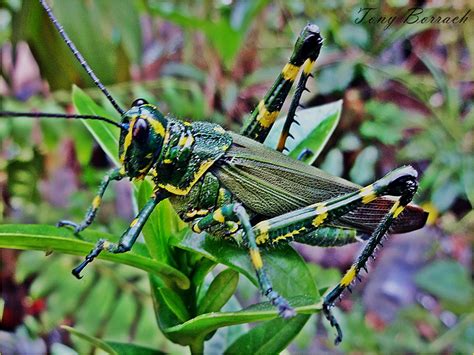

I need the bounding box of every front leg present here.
[57,167,124,233]
[72,190,169,278]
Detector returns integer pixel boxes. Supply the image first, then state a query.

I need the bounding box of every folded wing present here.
[213,133,427,234]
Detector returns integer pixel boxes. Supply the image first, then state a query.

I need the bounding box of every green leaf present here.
[161,299,320,345]
[163,232,320,346]
[197,268,239,315]
[349,146,379,185]
[0,224,189,290]
[265,100,342,164]
[106,342,166,355]
[415,260,472,306]
[72,86,121,166]
[317,62,356,94]
[149,274,191,333]
[157,287,191,323]
[175,233,318,298]
[360,100,422,145]
[320,148,344,177]
[136,180,184,263]
[224,314,309,354]
[61,325,117,354]
[147,1,270,69]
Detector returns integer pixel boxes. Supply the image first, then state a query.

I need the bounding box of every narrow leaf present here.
[158,288,191,323]
[72,86,121,166]
[197,268,239,315]
[106,342,166,355]
[224,315,309,354]
[162,299,321,346]
[61,325,117,355]
[0,224,189,289]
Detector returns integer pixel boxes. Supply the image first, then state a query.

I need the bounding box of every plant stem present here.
[189,338,205,355]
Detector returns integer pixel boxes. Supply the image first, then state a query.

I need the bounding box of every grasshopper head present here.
[119,99,167,179]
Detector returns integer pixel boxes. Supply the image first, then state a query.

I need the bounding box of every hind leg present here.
[241,24,322,143]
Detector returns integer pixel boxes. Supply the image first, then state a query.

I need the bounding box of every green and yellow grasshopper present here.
[1,0,428,344]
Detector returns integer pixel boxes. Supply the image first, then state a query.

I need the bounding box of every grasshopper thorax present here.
[119,99,168,179]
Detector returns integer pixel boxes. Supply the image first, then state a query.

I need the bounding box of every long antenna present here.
[39,0,125,116]
[0,111,125,129]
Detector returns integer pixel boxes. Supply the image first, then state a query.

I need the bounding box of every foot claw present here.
[71,240,104,279]
[71,265,85,279]
[57,220,82,234]
[279,305,296,319]
[323,302,344,345]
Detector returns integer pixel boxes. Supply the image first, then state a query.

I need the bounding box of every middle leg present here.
[192,203,295,318]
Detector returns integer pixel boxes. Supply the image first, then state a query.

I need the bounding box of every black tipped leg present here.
[278,302,296,319]
[72,240,105,279]
[57,220,85,234]
[323,303,343,345]
[266,289,296,319]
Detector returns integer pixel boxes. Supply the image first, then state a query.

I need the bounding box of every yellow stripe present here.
[120,116,136,164]
[341,265,357,286]
[272,226,306,244]
[249,249,263,269]
[147,117,165,137]
[213,209,225,223]
[158,160,215,195]
[312,204,328,227]
[92,196,101,209]
[303,58,315,75]
[130,218,139,227]
[360,185,377,204]
[185,209,209,218]
[255,220,270,245]
[192,223,202,233]
[178,135,187,146]
[256,100,279,128]
[282,63,300,81]
[394,206,405,218]
[226,221,239,233]
[389,200,405,218]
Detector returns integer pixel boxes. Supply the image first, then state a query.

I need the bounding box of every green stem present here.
[189,338,205,355]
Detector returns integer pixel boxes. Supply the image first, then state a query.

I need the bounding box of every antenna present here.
[0,111,125,129]
[39,0,125,116]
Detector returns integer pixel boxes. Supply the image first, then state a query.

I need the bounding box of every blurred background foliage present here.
[0,0,472,354]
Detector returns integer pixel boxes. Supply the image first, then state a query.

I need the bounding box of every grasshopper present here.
[1,0,428,344]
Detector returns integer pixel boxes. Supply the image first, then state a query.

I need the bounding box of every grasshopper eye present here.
[133,118,149,142]
[131,98,148,107]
